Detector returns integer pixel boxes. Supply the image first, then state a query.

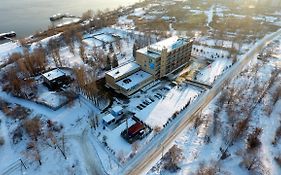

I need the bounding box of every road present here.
[68,129,105,175]
[121,29,281,175]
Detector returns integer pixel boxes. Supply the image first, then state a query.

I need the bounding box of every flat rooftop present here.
[116,70,152,91]
[106,62,140,80]
[103,113,115,123]
[42,68,66,81]
[112,105,123,113]
[137,36,190,58]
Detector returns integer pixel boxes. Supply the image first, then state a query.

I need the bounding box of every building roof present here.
[42,68,66,81]
[116,70,152,91]
[112,105,123,114]
[106,62,140,80]
[127,122,145,136]
[103,114,115,123]
[137,36,190,58]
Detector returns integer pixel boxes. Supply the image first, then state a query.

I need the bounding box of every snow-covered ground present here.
[129,85,202,128]
[0,89,100,174]
[192,44,230,60]
[196,58,233,85]
[0,1,280,174]
[148,35,281,175]
[0,42,23,65]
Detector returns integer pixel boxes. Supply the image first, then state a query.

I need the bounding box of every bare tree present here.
[81,10,93,21]
[79,42,87,62]
[111,54,119,68]
[163,145,184,172]
[23,117,41,141]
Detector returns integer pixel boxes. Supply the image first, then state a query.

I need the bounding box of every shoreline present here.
[0,0,144,45]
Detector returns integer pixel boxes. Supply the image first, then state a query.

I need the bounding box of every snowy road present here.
[120,29,281,175]
[68,129,105,175]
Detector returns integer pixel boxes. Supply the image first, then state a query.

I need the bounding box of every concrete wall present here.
[136,52,159,79]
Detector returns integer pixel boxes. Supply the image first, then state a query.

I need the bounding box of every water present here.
[0,0,139,39]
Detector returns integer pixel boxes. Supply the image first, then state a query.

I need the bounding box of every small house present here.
[42,68,68,90]
[111,105,123,117]
[127,122,145,138]
[102,114,116,126]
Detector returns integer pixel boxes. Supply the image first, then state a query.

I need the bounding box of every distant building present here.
[42,68,68,90]
[136,36,193,79]
[105,62,153,96]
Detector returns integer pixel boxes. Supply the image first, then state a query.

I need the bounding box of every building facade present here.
[136,36,193,79]
[105,62,153,96]
[105,36,193,96]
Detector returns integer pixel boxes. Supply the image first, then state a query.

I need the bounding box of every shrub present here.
[163,145,184,172]
[12,127,23,144]
[273,125,281,145]
[81,10,93,21]
[231,118,249,143]
[195,162,217,175]
[23,117,41,140]
[153,126,162,134]
[275,156,281,167]
[247,127,262,150]
[0,136,5,146]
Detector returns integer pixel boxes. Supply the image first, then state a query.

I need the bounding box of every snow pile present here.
[131,8,146,17]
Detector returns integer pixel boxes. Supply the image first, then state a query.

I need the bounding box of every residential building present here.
[42,68,68,90]
[136,36,193,79]
[105,36,193,96]
[105,62,153,96]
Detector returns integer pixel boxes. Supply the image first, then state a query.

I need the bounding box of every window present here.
[150,63,155,70]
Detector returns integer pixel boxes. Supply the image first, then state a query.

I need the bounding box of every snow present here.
[116,70,152,91]
[29,33,62,51]
[55,18,81,27]
[38,91,67,106]
[103,113,115,124]
[131,8,146,17]
[138,36,190,57]
[0,42,22,64]
[195,37,242,50]
[205,5,214,27]
[83,37,103,47]
[94,34,115,43]
[101,118,136,157]
[0,89,101,175]
[111,105,123,115]
[148,34,281,175]
[35,83,71,110]
[42,68,65,81]
[190,9,203,15]
[118,15,134,25]
[253,15,278,23]
[1,1,281,174]
[192,44,230,60]
[196,58,233,85]
[130,85,202,128]
[106,62,140,80]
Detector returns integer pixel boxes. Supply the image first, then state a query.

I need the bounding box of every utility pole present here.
[126,118,129,135]
[108,155,112,169]
[161,145,164,159]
